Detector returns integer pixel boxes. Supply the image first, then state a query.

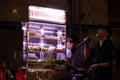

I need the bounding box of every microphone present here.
[76,36,91,49]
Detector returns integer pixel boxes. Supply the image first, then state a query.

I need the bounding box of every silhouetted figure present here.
[86,25,115,80]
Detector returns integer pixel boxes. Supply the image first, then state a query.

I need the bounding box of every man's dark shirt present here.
[72,46,85,68]
[88,39,115,80]
[72,46,87,80]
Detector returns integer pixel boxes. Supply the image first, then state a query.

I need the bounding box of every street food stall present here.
[22,5,66,80]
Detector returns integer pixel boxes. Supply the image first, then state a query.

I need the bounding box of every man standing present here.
[71,36,90,80]
[87,25,115,80]
[64,36,85,80]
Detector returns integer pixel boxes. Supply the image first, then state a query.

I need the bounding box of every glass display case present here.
[23,6,66,80]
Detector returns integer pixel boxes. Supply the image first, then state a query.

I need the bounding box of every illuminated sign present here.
[28,6,66,24]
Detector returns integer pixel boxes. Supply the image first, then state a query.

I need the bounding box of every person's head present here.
[66,37,75,49]
[96,25,112,40]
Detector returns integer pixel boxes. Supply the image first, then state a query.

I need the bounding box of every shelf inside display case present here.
[27,21,66,61]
